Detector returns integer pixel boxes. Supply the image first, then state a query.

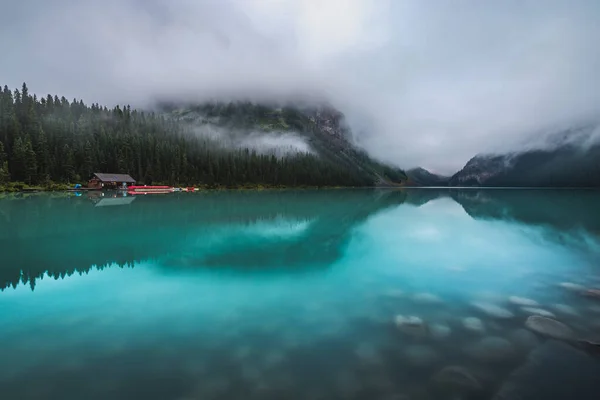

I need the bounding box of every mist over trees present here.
[0,83,381,188]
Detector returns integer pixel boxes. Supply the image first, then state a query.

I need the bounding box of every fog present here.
[2,0,600,173]
[189,123,314,157]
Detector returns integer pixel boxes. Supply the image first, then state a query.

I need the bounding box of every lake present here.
[1,189,600,400]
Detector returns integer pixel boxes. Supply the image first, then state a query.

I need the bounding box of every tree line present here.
[0,83,376,188]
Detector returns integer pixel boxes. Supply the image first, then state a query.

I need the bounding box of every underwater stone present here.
[354,342,383,365]
[466,336,516,362]
[471,302,514,319]
[263,351,285,368]
[588,304,600,313]
[521,307,556,318]
[509,328,540,351]
[404,345,439,367]
[583,289,600,299]
[334,371,362,398]
[241,365,262,382]
[525,315,576,341]
[432,365,482,391]
[462,317,485,333]
[430,323,452,339]
[394,315,428,337]
[552,304,580,317]
[413,292,443,304]
[559,282,586,292]
[491,340,600,400]
[508,296,539,307]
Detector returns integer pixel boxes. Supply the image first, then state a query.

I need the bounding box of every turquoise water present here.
[1,189,599,399]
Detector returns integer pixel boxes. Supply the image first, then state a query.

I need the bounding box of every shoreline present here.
[0,183,379,194]
[3,183,599,194]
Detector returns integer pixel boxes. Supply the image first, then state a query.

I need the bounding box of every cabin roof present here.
[92,173,136,183]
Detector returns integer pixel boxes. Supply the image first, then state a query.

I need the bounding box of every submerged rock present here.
[334,371,362,398]
[354,342,383,365]
[508,296,539,307]
[466,336,516,362]
[584,289,600,299]
[395,315,428,337]
[525,315,576,341]
[521,307,556,318]
[195,377,230,399]
[462,317,485,334]
[430,323,452,339]
[491,340,600,400]
[233,345,253,361]
[432,365,482,391]
[263,351,285,368]
[559,282,586,292]
[413,293,443,304]
[553,304,580,317]
[588,304,600,314]
[241,365,262,382]
[404,345,439,367]
[472,302,514,319]
[509,328,540,351]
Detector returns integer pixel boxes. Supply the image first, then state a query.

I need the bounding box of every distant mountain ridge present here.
[406,167,450,186]
[449,123,600,187]
[161,101,407,186]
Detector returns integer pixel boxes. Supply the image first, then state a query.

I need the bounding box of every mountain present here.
[449,124,600,187]
[0,83,406,190]
[405,167,450,186]
[161,101,407,186]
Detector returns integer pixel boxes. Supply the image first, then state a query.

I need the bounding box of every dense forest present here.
[0,83,404,189]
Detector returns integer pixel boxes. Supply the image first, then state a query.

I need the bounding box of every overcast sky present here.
[2,0,600,173]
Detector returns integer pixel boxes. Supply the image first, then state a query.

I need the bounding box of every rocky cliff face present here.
[449,155,512,186]
[308,107,347,141]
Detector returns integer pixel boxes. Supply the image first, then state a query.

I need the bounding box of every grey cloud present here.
[2,0,600,173]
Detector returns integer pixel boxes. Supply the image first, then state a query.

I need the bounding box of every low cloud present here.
[2,0,600,173]
[190,123,314,157]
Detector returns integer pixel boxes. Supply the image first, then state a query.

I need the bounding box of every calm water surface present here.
[1,189,599,399]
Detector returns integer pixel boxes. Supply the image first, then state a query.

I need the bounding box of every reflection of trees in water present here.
[5,189,597,292]
[0,190,408,291]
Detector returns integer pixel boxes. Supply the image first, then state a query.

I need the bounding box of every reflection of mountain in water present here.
[403,188,600,262]
[395,188,600,237]
[449,189,600,235]
[3,189,599,291]
[0,190,407,291]
[451,189,600,261]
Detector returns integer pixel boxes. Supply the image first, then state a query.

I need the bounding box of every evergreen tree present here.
[23,136,37,184]
[83,140,94,178]
[0,82,401,188]
[10,136,26,182]
[61,144,75,182]
[0,141,9,184]
[34,128,50,182]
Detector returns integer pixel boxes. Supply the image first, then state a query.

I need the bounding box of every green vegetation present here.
[171,102,407,184]
[0,181,70,192]
[0,83,405,191]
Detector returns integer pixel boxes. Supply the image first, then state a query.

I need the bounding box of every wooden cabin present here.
[88,173,136,190]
